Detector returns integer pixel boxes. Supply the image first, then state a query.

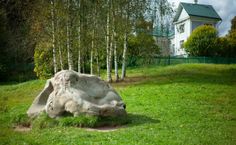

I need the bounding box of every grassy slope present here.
[0,64,236,145]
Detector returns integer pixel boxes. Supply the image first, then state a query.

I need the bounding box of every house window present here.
[180,40,184,49]
[178,24,185,33]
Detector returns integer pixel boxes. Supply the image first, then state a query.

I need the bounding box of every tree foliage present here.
[129,33,159,57]
[34,42,53,79]
[217,16,236,58]
[0,0,37,81]
[128,32,159,66]
[0,0,173,81]
[184,25,218,56]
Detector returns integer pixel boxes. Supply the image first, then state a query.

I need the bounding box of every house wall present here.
[191,16,219,32]
[178,8,189,21]
[172,9,220,57]
[173,9,190,56]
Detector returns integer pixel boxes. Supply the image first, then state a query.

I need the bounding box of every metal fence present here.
[127,56,236,67]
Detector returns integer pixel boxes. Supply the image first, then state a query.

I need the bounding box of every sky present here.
[167,0,236,36]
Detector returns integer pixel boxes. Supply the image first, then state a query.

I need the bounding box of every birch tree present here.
[66,0,74,70]
[121,0,129,80]
[106,0,112,82]
[90,1,97,75]
[76,0,81,73]
[50,0,57,74]
[113,7,119,82]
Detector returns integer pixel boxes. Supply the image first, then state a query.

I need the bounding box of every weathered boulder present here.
[27,70,126,118]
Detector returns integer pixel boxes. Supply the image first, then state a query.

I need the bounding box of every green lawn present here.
[0,64,236,145]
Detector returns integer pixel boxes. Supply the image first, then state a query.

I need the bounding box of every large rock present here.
[27,70,126,118]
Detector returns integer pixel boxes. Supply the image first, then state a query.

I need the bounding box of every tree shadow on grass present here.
[126,113,160,127]
[112,68,236,87]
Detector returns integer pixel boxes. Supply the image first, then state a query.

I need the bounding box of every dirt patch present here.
[14,125,31,132]
[111,76,151,87]
[84,126,123,132]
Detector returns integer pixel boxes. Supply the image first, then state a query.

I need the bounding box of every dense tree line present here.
[0,0,38,81]
[0,0,173,82]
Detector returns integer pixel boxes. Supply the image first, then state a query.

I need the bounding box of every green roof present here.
[174,2,222,22]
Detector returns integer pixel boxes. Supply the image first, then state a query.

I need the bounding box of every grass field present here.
[0,64,236,145]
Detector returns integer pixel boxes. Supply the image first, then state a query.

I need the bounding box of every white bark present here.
[66,0,74,70]
[78,14,81,74]
[96,49,100,77]
[121,3,129,80]
[109,26,113,76]
[90,3,96,75]
[90,50,93,75]
[58,41,63,70]
[106,0,112,82]
[78,49,81,74]
[77,27,81,74]
[113,32,119,81]
[114,36,119,82]
[77,0,81,74]
[51,0,57,74]
[94,3,100,77]
[121,32,127,80]
[112,8,119,82]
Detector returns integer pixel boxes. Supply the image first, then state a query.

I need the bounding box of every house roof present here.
[173,2,222,22]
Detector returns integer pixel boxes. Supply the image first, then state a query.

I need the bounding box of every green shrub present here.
[31,112,129,129]
[34,42,53,79]
[58,115,130,128]
[32,112,58,129]
[58,115,98,127]
[184,25,218,56]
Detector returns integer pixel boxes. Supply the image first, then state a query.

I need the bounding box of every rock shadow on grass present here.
[126,113,160,127]
[84,113,160,132]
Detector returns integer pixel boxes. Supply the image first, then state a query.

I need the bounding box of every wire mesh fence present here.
[127,56,236,67]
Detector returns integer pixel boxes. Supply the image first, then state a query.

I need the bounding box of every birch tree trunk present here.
[78,48,81,73]
[77,0,81,74]
[58,41,63,70]
[90,50,93,75]
[94,2,100,77]
[109,23,113,77]
[77,26,81,73]
[114,34,119,81]
[106,0,112,82]
[66,0,74,70]
[121,2,129,80]
[51,0,57,74]
[96,48,100,77]
[113,10,119,82]
[121,32,127,80]
[90,3,96,75]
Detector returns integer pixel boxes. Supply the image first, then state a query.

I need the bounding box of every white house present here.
[171,0,222,57]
